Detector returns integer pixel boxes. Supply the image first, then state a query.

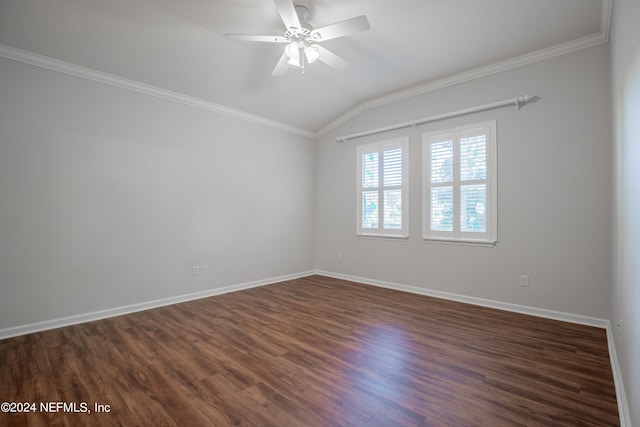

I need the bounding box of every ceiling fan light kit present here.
[225,0,370,76]
[285,41,320,68]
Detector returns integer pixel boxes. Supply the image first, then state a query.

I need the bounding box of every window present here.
[423,121,496,244]
[357,138,409,238]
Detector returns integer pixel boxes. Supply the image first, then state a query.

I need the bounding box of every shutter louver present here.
[362,191,379,229]
[430,187,453,232]
[383,190,402,229]
[460,184,486,232]
[383,148,402,186]
[430,141,453,183]
[460,134,486,181]
[362,152,379,188]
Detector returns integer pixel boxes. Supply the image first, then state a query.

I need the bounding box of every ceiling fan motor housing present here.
[294,5,311,24]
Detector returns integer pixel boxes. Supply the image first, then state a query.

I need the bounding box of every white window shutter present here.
[357,138,409,238]
[423,121,497,244]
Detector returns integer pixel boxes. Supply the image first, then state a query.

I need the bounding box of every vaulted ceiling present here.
[0,0,611,136]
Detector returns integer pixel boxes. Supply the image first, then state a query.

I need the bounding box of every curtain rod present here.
[336,94,535,143]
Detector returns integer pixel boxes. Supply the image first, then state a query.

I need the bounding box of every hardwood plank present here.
[0,275,619,426]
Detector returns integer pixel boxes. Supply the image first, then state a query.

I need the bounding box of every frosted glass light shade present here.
[304,45,320,63]
[285,42,299,59]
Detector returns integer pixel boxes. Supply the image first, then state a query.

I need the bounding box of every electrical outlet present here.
[202,264,208,275]
[520,275,529,287]
[192,265,200,276]
[337,252,343,262]
[617,318,622,337]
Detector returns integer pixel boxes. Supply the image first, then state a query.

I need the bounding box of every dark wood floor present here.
[0,275,619,426]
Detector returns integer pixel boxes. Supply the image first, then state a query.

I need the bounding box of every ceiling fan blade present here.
[273,0,301,30]
[271,51,290,76]
[311,15,370,41]
[316,45,350,71]
[225,34,288,43]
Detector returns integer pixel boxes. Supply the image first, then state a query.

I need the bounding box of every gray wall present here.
[0,25,630,420]
[0,56,316,330]
[611,0,640,423]
[315,44,612,319]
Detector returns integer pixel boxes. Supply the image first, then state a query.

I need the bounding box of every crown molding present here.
[313,3,612,138]
[601,0,613,42]
[0,44,315,139]
[0,0,612,141]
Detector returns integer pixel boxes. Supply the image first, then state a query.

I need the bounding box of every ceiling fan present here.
[225,0,370,76]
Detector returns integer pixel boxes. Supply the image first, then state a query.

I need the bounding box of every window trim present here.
[422,120,497,245]
[356,137,409,239]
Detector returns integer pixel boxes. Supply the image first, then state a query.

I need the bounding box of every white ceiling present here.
[0,0,610,136]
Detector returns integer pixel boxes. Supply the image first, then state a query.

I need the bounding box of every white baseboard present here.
[605,324,632,427]
[314,270,609,327]
[314,269,630,426]
[0,270,315,340]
